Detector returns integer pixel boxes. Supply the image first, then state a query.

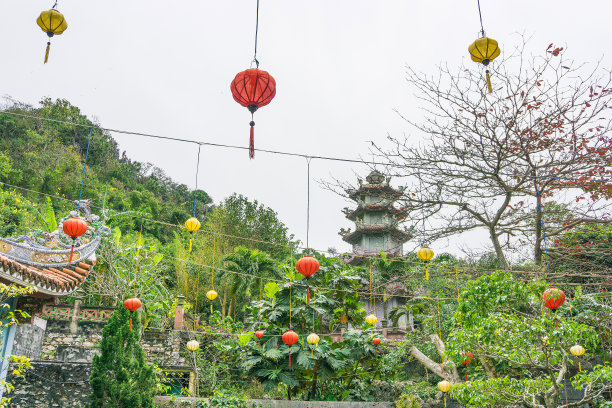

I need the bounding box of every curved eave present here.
[342,226,411,244]
[346,204,403,221]
[347,185,404,201]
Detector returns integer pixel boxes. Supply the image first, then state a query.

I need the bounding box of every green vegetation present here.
[88,307,156,408]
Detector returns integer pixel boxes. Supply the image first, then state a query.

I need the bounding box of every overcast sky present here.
[2,1,611,259]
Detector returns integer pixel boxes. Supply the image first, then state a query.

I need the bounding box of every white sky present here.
[2,1,611,259]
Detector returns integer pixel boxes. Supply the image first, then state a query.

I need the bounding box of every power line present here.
[2,110,611,184]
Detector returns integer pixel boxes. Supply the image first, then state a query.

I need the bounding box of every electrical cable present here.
[2,110,610,184]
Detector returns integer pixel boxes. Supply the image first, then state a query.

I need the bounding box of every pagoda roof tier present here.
[346,204,405,221]
[347,184,404,201]
[341,225,411,244]
[343,248,404,265]
[0,254,95,298]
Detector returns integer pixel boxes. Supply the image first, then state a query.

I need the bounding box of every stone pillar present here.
[174,296,185,330]
[70,296,83,334]
[382,327,388,337]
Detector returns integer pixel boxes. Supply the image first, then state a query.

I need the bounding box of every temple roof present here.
[346,184,404,201]
[0,200,108,298]
[346,204,405,221]
[341,225,411,244]
[0,255,94,297]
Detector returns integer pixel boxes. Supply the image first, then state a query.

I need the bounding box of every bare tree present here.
[370,38,612,267]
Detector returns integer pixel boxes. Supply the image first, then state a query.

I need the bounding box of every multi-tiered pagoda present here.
[340,170,411,265]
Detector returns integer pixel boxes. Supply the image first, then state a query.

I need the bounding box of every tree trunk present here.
[409,335,460,383]
[221,286,228,319]
[489,227,509,269]
[308,360,321,401]
[534,185,543,267]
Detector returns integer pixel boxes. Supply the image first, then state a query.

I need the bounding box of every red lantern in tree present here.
[255,330,264,348]
[372,336,381,356]
[62,217,87,262]
[296,255,319,306]
[123,297,141,331]
[542,288,565,311]
[461,351,474,381]
[282,330,299,367]
[230,68,276,159]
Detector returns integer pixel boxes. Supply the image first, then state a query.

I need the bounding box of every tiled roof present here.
[342,225,411,244]
[348,184,404,200]
[0,254,94,297]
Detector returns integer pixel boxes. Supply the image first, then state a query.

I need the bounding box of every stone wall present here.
[7,361,91,408]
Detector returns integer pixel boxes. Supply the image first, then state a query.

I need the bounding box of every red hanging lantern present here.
[282,330,299,367]
[123,297,141,331]
[255,330,264,348]
[372,337,381,356]
[542,288,565,311]
[230,68,276,159]
[461,351,474,381]
[62,217,88,262]
[296,256,319,306]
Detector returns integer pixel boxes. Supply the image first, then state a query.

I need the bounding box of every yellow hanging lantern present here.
[306,333,320,358]
[36,8,68,64]
[184,217,201,253]
[206,289,218,313]
[417,246,434,281]
[186,340,200,352]
[570,345,586,371]
[468,37,501,94]
[437,380,452,408]
[366,313,378,336]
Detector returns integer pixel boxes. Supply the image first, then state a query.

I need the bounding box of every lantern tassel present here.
[486,70,493,94]
[376,347,378,357]
[425,266,429,281]
[306,284,310,306]
[288,352,292,367]
[444,396,447,408]
[311,349,313,358]
[189,237,193,253]
[69,239,75,262]
[129,312,133,331]
[466,370,468,382]
[44,42,50,64]
[249,121,255,159]
[210,304,213,314]
[579,361,581,372]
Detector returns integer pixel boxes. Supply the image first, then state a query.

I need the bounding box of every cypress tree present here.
[88,306,156,407]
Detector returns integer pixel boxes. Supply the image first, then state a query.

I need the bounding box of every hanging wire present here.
[76,127,93,210]
[252,0,260,68]
[417,170,426,246]
[306,158,311,250]
[192,144,202,216]
[3,111,610,184]
[476,0,485,36]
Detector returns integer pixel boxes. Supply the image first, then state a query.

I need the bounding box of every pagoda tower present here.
[340,170,411,264]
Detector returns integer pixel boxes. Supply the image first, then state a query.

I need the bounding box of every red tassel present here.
[465,371,468,382]
[307,285,310,306]
[376,348,378,357]
[249,121,255,159]
[69,245,74,262]
[129,317,133,331]
[288,352,292,367]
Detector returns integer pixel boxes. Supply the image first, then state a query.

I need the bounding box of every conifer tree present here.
[88,306,156,408]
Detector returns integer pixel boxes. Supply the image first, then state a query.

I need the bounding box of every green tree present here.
[88,307,156,408]
[447,271,612,408]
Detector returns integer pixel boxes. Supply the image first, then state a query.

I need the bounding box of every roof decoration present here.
[0,200,109,297]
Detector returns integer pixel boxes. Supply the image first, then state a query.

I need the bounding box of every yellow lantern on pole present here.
[306,333,320,358]
[36,8,68,64]
[206,289,218,313]
[366,314,378,336]
[186,340,200,352]
[417,246,434,281]
[184,217,201,252]
[570,345,586,371]
[468,37,501,94]
[437,380,452,408]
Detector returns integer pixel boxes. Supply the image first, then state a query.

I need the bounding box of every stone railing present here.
[37,303,115,322]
